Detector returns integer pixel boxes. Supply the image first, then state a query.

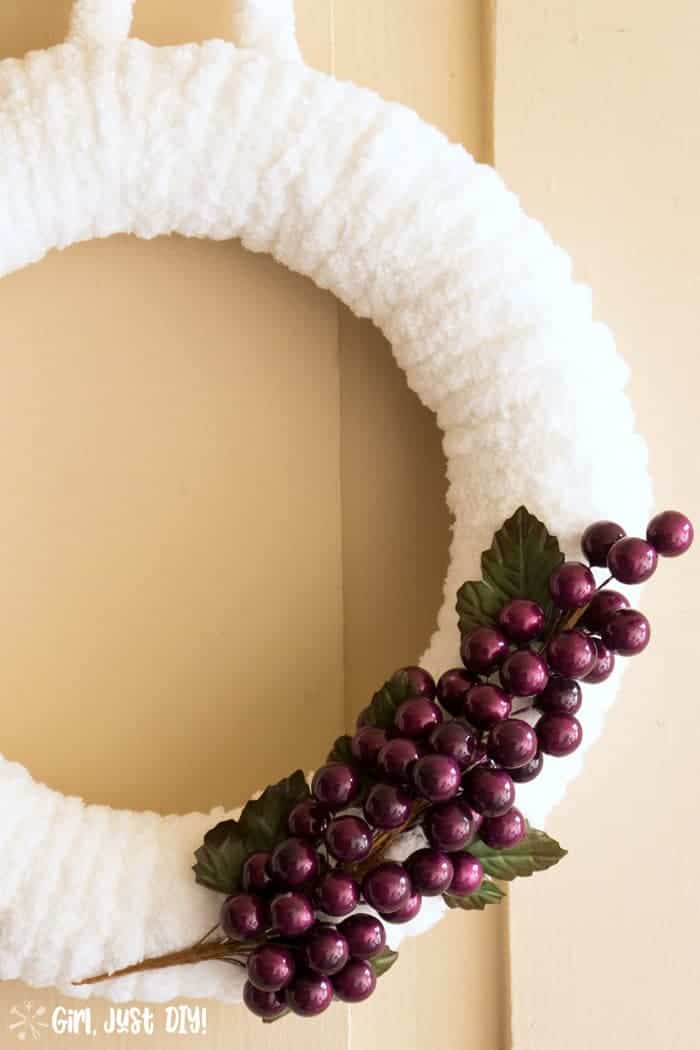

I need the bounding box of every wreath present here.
[0,0,683,1020]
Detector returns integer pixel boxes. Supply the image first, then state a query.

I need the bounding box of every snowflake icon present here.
[8,1002,49,1041]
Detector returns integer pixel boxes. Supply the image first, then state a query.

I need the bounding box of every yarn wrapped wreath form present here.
[0,0,651,1005]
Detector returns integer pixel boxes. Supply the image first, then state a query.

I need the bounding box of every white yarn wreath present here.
[0,0,652,1004]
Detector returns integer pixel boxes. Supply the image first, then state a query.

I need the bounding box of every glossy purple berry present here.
[463,767,515,817]
[312,763,359,810]
[607,536,658,584]
[581,520,626,567]
[464,684,512,730]
[351,726,387,766]
[481,807,526,849]
[581,589,630,633]
[586,639,615,683]
[425,801,474,852]
[546,629,597,679]
[243,982,286,1020]
[377,736,422,781]
[461,626,508,674]
[270,892,315,937]
[393,697,442,739]
[247,945,296,992]
[647,510,694,557]
[436,667,478,717]
[242,851,273,894]
[500,650,549,697]
[449,853,484,896]
[537,713,583,757]
[549,561,597,609]
[487,718,538,769]
[339,914,386,960]
[535,677,582,715]
[382,891,422,924]
[220,893,266,941]
[288,800,331,840]
[316,870,360,917]
[412,753,461,801]
[407,848,454,896]
[285,973,333,1017]
[364,783,412,829]
[498,599,546,642]
[332,959,377,1003]
[325,815,373,863]
[391,665,436,699]
[270,838,320,888]
[509,750,544,783]
[306,925,350,976]
[428,720,477,768]
[601,608,651,656]
[362,862,412,914]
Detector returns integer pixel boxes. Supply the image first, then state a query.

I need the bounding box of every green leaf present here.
[456,579,503,635]
[192,820,249,894]
[468,827,567,881]
[238,770,311,852]
[369,947,399,978]
[364,670,415,730]
[481,505,564,615]
[327,734,353,764]
[444,880,506,910]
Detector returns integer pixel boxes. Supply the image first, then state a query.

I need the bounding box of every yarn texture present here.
[0,0,651,1003]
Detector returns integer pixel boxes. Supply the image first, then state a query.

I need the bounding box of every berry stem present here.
[72,938,253,987]
[349,800,431,880]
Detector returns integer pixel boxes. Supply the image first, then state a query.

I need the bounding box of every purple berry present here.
[647,510,694,557]
[339,914,386,960]
[306,925,350,976]
[270,838,320,888]
[510,751,544,783]
[498,599,545,642]
[581,520,626,567]
[549,561,597,609]
[312,763,359,810]
[325,815,373,863]
[436,667,479,717]
[270,892,315,938]
[481,807,526,849]
[220,893,266,941]
[586,638,615,683]
[487,718,538,769]
[601,608,651,656]
[377,736,422,781]
[407,848,454,896]
[537,713,583,757]
[364,783,412,829]
[247,944,296,992]
[464,684,512,730]
[288,800,331,840]
[391,665,436,699]
[332,959,377,1003]
[425,800,475,852]
[428,720,477,768]
[243,982,286,1020]
[285,973,333,1017]
[500,649,549,697]
[461,627,508,674]
[351,726,387,766]
[393,697,443,739]
[242,851,273,894]
[362,862,412,914]
[535,677,582,715]
[546,629,597,679]
[581,589,630,633]
[607,536,658,584]
[412,753,461,801]
[463,767,515,817]
[316,870,360,917]
[382,891,422,923]
[449,853,484,896]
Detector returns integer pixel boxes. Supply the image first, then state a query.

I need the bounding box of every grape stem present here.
[349,799,431,879]
[72,938,256,987]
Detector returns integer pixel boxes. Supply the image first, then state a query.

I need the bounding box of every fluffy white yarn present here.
[0,0,651,1004]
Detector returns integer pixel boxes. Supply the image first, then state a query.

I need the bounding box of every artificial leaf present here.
[456,579,503,635]
[327,734,353,764]
[468,827,567,881]
[237,770,311,852]
[192,820,249,894]
[370,947,399,978]
[364,670,414,730]
[481,505,563,615]
[443,880,505,911]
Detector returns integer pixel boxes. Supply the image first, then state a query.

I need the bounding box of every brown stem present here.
[350,800,431,880]
[72,938,251,987]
